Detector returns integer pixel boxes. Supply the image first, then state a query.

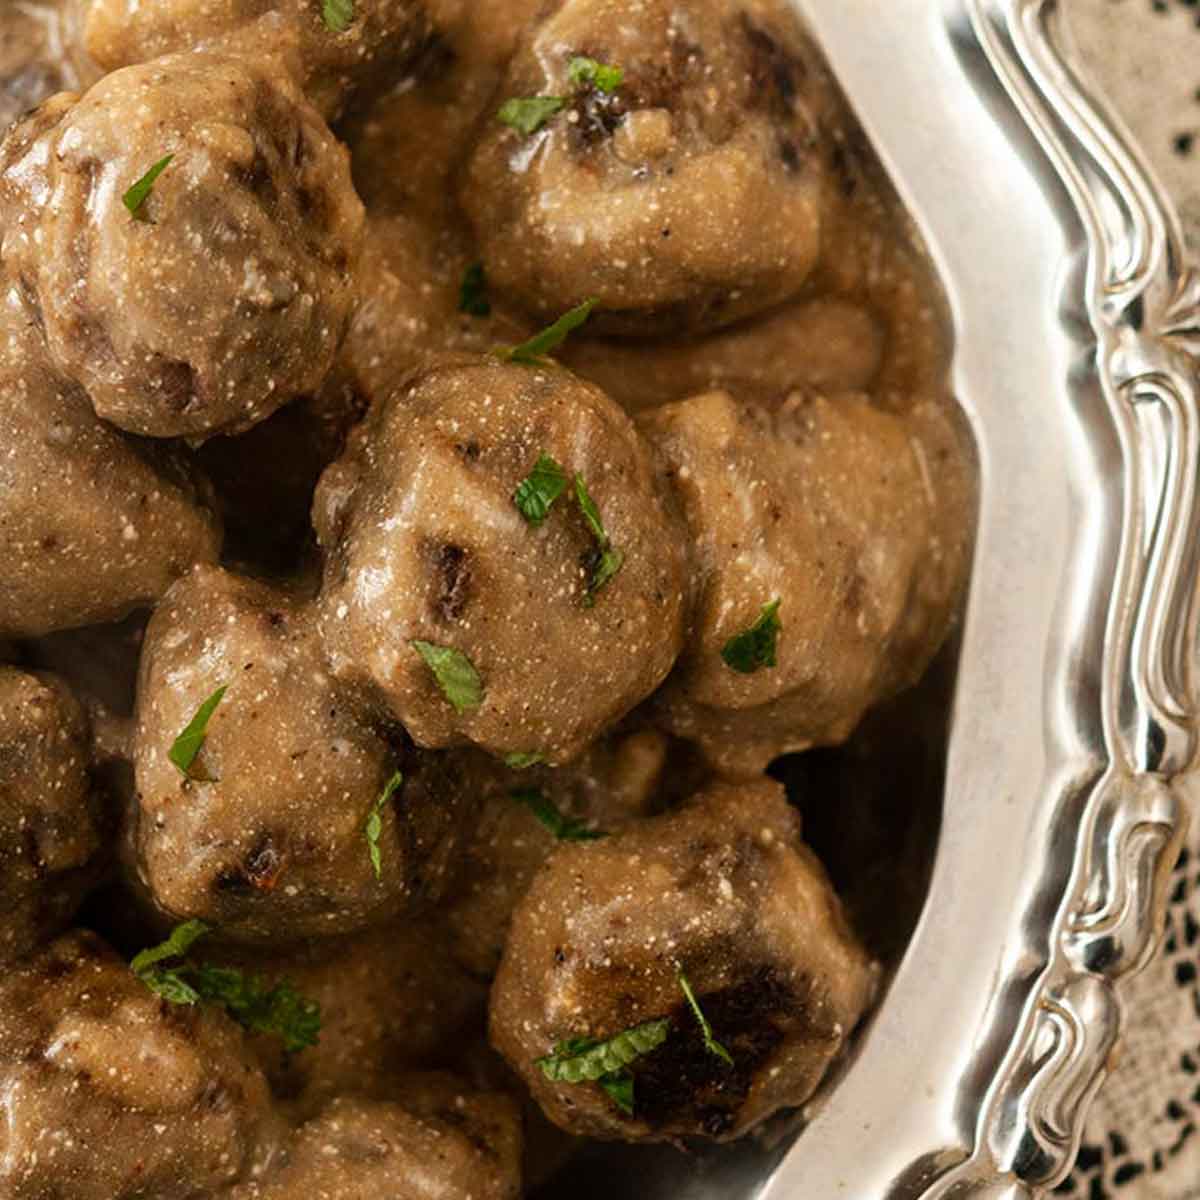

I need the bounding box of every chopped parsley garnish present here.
[514,453,569,526]
[123,154,173,221]
[513,788,606,841]
[567,56,624,94]
[498,298,597,365]
[504,751,546,769]
[459,262,491,318]
[677,970,733,1067]
[536,1017,671,1085]
[168,684,227,779]
[497,96,566,135]
[721,600,783,674]
[365,771,403,880]
[411,641,483,714]
[598,1071,635,1115]
[574,474,624,603]
[322,0,354,32]
[132,921,321,1052]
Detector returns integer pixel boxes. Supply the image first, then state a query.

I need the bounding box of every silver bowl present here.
[540,1,1199,1195]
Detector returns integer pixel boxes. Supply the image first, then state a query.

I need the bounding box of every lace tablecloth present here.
[1056,3,1200,1194]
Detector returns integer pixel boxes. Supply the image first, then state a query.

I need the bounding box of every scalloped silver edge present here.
[920,2,1198,1195]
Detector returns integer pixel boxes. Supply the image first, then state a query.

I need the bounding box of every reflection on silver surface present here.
[539,0,1198,1196]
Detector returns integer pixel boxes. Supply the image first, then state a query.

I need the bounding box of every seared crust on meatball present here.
[490,779,876,1142]
[76,0,433,120]
[0,52,363,438]
[444,730,669,977]
[232,1082,522,1200]
[642,388,973,777]
[0,668,106,964]
[315,356,690,765]
[0,289,222,638]
[0,929,283,1200]
[462,0,836,337]
[133,565,473,942]
[214,925,486,1115]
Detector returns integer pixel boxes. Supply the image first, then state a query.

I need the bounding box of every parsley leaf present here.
[574,474,624,604]
[365,771,403,880]
[677,970,734,1067]
[498,298,597,365]
[514,454,569,526]
[459,262,491,318]
[168,685,227,779]
[535,1017,671,1083]
[567,56,624,94]
[411,641,483,714]
[131,922,321,1051]
[720,600,783,674]
[513,788,606,841]
[504,752,546,769]
[598,1070,635,1115]
[123,154,173,222]
[498,96,567,135]
[322,0,354,32]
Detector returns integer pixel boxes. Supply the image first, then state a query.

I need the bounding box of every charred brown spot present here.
[569,88,628,149]
[154,359,198,414]
[428,542,473,622]
[214,833,285,895]
[741,15,807,117]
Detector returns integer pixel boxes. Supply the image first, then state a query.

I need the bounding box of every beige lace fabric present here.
[1058,8,1200,1194]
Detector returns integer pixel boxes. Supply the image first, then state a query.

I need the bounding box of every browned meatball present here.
[0,929,283,1199]
[214,924,486,1115]
[461,0,838,337]
[76,0,432,120]
[490,779,876,1143]
[133,565,473,941]
[233,1081,522,1200]
[0,291,221,638]
[444,729,669,977]
[641,388,973,777]
[0,52,363,439]
[315,356,690,765]
[0,668,106,964]
[0,0,96,134]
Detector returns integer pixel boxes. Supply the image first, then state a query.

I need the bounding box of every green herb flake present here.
[574,473,624,603]
[535,1016,671,1084]
[720,600,783,675]
[514,453,569,526]
[677,970,734,1067]
[131,921,321,1051]
[122,154,173,221]
[504,751,546,770]
[168,684,228,779]
[365,771,403,880]
[411,641,483,714]
[498,298,598,366]
[567,56,625,94]
[459,262,491,318]
[598,1070,635,1115]
[513,788,606,842]
[498,95,566,136]
[322,0,354,32]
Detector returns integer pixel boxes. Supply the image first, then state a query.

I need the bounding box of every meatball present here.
[232,1080,522,1200]
[133,565,473,942]
[490,779,876,1142]
[0,0,95,134]
[461,0,838,337]
[562,296,886,414]
[76,0,432,120]
[642,388,974,777]
[216,924,486,1114]
[315,356,690,764]
[0,52,363,439]
[0,668,106,964]
[444,729,669,977]
[0,929,282,1199]
[0,289,221,638]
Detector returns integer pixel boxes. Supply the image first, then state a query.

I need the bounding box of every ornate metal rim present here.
[920,2,1198,1193]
